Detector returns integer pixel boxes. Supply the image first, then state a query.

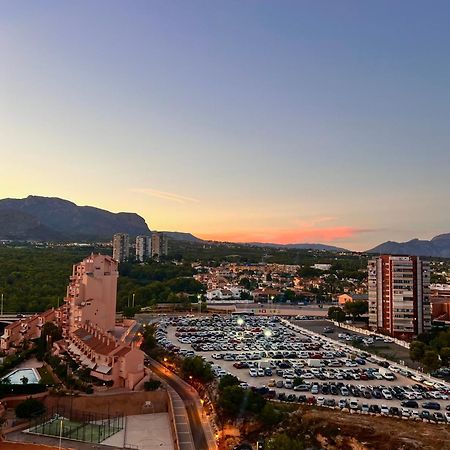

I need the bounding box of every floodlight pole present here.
[58,418,63,449]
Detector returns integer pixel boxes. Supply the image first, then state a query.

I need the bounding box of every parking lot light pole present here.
[197,294,201,315]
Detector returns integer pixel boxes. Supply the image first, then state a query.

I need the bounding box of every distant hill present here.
[367,233,450,258]
[161,231,204,243]
[247,242,349,252]
[0,196,151,241]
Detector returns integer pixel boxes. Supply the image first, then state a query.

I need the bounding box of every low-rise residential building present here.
[1,309,57,353]
[337,293,368,306]
[206,286,248,301]
[430,283,450,320]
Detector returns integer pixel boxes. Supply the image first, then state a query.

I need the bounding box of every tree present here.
[141,325,157,354]
[218,385,247,417]
[293,377,304,387]
[266,433,304,450]
[283,290,296,302]
[409,341,427,361]
[218,374,239,392]
[440,347,450,366]
[181,356,213,383]
[328,306,346,323]
[343,300,368,320]
[144,379,161,391]
[259,403,283,427]
[15,398,46,419]
[122,306,140,318]
[422,350,441,373]
[218,385,266,419]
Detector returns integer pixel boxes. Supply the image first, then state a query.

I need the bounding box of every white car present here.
[249,368,257,377]
[380,405,389,415]
[349,399,359,410]
[401,407,411,417]
[382,389,392,400]
[445,411,450,422]
[411,374,424,382]
[317,396,325,406]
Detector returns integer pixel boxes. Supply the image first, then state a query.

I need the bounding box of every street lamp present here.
[197,294,201,315]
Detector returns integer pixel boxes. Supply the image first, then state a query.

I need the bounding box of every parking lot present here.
[155,314,450,423]
[292,318,415,366]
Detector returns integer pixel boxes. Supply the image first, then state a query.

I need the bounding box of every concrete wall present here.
[44,390,169,416]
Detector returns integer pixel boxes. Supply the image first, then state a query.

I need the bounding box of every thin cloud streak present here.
[130,188,200,204]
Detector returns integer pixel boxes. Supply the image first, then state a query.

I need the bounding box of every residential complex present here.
[1,309,57,352]
[135,235,152,262]
[1,254,145,389]
[112,231,168,262]
[112,233,130,262]
[60,253,145,388]
[368,255,431,338]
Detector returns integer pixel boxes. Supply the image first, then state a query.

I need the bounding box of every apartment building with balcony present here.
[64,254,118,334]
[60,253,145,389]
[112,233,130,263]
[135,235,152,262]
[368,255,431,339]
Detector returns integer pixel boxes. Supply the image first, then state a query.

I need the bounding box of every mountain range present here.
[247,242,349,252]
[366,234,450,258]
[1,196,449,258]
[0,196,151,241]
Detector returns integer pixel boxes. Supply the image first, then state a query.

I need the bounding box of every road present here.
[147,358,211,450]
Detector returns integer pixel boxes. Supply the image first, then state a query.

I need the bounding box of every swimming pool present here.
[2,368,41,384]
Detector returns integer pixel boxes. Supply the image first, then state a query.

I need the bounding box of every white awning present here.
[80,357,96,369]
[68,344,82,356]
[95,365,112,375]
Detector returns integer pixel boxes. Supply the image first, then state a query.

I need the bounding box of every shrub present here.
[144,379,161,391]
[15,398,46,419]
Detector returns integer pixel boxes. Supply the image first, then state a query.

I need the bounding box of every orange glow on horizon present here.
[198,226,363,245]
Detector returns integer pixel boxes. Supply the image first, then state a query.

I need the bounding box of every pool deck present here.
[2,367,41,384]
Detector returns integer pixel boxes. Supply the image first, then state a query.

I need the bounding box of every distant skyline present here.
[1,1,449,251]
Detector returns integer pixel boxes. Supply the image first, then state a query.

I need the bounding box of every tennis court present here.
[27,409,124,444]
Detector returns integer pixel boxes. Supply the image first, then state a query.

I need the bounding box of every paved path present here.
[147,359,217,450]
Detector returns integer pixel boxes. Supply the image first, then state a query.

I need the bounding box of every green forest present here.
[0,245,203,313]
[0,241,445,314]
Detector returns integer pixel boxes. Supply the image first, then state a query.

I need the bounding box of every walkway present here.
[147,359,217,450]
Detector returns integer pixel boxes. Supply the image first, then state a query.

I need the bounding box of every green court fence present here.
[28,406,124,444]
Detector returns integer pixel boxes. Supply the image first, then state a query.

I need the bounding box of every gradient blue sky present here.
[1,1,449,250]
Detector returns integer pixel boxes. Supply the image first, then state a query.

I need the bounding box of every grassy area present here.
[37,366,56,386]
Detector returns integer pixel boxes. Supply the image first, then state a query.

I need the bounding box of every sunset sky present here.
[1,1,450,250]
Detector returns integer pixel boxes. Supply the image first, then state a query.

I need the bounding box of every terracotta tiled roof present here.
[112,346,131,357]
[73,327,117,355]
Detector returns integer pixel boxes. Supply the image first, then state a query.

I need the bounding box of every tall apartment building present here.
[151,232,168,258]
[112,233,129,262]
[135,235,152,262]
[61,253,145,389]
[368,255,431,338]
[65,254,119,333]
